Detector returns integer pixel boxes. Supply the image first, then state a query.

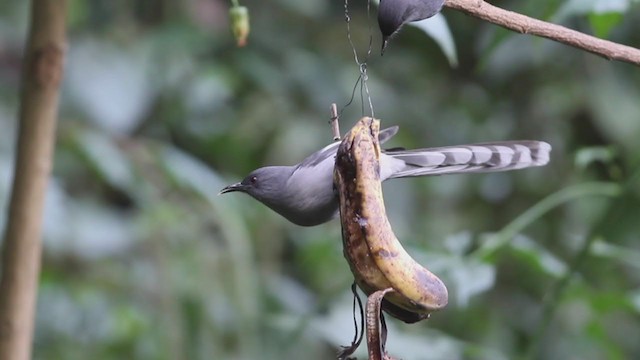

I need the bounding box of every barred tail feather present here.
[385,141,551,179]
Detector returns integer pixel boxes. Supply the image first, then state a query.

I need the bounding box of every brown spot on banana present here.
[334,117,448,322]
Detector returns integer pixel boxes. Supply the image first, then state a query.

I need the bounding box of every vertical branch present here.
[329,103,341,141]
[0,1,67,359]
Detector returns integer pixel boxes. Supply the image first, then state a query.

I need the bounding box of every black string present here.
[350,282,365,350]
[340,74,362,117]
[380,311,388,353]
[337,282,365,360]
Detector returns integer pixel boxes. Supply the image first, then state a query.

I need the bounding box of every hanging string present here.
[337,282,365,359]
[340,0,376,119]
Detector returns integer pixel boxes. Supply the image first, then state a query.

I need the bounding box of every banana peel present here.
[334,117,448,324]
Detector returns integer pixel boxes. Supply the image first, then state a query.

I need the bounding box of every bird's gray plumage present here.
[378,0,446,53]
[220,126,551,226]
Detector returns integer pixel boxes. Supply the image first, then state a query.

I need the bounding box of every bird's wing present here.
[379,125,399,144]
[382,141,551,179]
[296,126,400,169]
[297,141,340,168]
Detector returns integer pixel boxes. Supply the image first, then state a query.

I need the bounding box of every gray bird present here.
[219,126,551,226]
[378,0,446,53]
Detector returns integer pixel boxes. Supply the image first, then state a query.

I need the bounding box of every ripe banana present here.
[334,117,448,323]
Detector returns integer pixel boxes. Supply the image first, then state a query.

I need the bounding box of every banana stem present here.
[366,288,396,360]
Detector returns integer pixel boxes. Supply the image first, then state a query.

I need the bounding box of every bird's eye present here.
[250,176,257,184]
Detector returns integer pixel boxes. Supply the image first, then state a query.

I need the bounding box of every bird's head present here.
[219,166,292,204]
[377,0,445,54]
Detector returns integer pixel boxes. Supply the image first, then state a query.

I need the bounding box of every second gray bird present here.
[219,126,551,226]
[378,0,446,53]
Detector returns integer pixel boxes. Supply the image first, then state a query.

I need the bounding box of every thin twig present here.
[445,0,640,66]
[330,103,341,141]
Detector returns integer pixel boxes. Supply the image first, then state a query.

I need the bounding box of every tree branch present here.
[445,0,640,66]
[0,1,67,359]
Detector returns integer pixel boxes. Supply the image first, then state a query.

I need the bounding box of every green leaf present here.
[411,14,458,67]
[553,0,630,22]
[590,239,640,269]
[510,235,567,277]
[575,146,617,170]
[74,129,136,193]
[588,12,623,38]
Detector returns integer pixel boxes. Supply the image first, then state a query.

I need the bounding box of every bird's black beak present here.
[219,182,246,195]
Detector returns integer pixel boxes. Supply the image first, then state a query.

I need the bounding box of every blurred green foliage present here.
[1,0,639,359]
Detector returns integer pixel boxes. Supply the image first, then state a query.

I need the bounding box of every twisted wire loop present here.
[341,0,376,119]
